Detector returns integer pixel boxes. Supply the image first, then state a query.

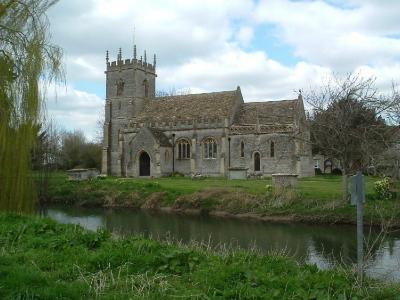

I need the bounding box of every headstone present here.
[271,174,298,196]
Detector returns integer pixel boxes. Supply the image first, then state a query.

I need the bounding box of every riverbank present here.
[45,173,400,227]
[1,213,398,299]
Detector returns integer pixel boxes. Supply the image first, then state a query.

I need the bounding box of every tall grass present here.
[1,213,399,299]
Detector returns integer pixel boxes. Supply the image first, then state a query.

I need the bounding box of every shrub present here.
[374,177,392,200]
[265,184,272,198]
[331,168,342,176]
[314,168,322,175]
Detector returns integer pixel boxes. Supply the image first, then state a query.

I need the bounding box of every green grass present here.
[45,173,400,226]
[0,213,399,299]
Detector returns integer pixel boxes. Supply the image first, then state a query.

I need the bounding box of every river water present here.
[41,205,400,281]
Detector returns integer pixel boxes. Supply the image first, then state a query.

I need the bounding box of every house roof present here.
[135,90,239,123]
[234,99,298,126]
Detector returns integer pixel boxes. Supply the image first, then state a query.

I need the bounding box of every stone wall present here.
[168,127,226,176]
[229,134,296,176]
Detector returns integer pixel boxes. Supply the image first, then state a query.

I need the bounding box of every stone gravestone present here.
[271,174,298,198]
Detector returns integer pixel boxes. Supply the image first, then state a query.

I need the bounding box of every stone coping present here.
[66,168,99,173]
[271,173,298,177]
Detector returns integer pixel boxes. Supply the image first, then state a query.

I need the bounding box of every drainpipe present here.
[228,137,231,168]
[172,133,175,174]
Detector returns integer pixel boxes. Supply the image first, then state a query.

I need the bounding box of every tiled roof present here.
[234,100,297,126]
[148,128,171,147]
[135,90,238,123]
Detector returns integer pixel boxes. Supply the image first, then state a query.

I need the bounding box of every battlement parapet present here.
[107,59,155,72]
[229,124,294,135]
[122,116,226,132]
[105,46,156,73]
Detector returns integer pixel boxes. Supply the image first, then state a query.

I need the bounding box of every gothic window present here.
[203,137,217,159]
[165,149,170,162]
[240,141,244,158]
[116,78,124,96]
[270,141,275,158]
[254,152,261,171]
[177,139,190,159]
[143,79,149,98]
[118,101,121,110]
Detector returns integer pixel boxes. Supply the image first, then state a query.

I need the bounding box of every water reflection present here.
[41,205,400,281]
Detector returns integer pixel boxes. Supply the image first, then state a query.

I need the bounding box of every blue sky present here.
[45,0,400,140]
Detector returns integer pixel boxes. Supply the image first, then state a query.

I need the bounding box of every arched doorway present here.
[254,152,260,172]
[139,151,151,176]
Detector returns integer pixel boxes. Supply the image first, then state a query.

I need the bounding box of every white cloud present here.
[45,86,104,141]
[158,46,332,100]
[237,26,254,46]
[254,0,400,71]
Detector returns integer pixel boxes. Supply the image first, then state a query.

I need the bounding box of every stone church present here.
[102,46,314,178]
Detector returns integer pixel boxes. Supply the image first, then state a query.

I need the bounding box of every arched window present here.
[254,152,261,171]
[270,141,275,158]
[143,79,149,98]
[177,139,190,159]
[240,141,245,158]
[203,138,217,159]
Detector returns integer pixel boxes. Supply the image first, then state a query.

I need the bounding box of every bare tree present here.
[306,73,399,201]
[59,130,102,170]
[155,87,191,97]
[32,120,61,201]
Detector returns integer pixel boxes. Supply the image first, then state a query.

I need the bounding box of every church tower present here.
[102,45,157,175]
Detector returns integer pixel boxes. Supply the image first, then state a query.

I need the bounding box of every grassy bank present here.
[46,173,400,226]
[0,213,398,299]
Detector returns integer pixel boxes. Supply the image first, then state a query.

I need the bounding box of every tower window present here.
[240,141,244,158]
[203,138,217,159]
[270,141,275,158]
[177,139,190,159]
[116,78,124,96]
[143,79,149,98]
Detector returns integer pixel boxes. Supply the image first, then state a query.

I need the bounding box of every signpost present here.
[351,171,365,281]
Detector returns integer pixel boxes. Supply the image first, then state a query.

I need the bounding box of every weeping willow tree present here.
[0,0,63,212]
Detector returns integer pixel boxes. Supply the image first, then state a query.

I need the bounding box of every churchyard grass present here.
[45,173,400,226]
[0,213,399,299]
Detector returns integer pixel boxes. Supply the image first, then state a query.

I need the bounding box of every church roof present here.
[147,128,171,147]
[234,99,298,126]
[135,90,239,123]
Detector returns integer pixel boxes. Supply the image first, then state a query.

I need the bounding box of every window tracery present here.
[177,139,190,159]
[203,138,217,159]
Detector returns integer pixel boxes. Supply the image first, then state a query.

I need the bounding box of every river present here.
[41,205,400,281]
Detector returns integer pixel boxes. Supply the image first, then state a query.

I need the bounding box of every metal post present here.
[172,133,175,174]
[356,172,364,282]
[228,137,231,168]
[352,171,365,282]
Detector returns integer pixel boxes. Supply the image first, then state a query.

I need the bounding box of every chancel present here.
[102,45,314,178]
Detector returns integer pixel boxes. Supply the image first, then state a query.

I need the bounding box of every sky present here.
[45,0,400,140]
